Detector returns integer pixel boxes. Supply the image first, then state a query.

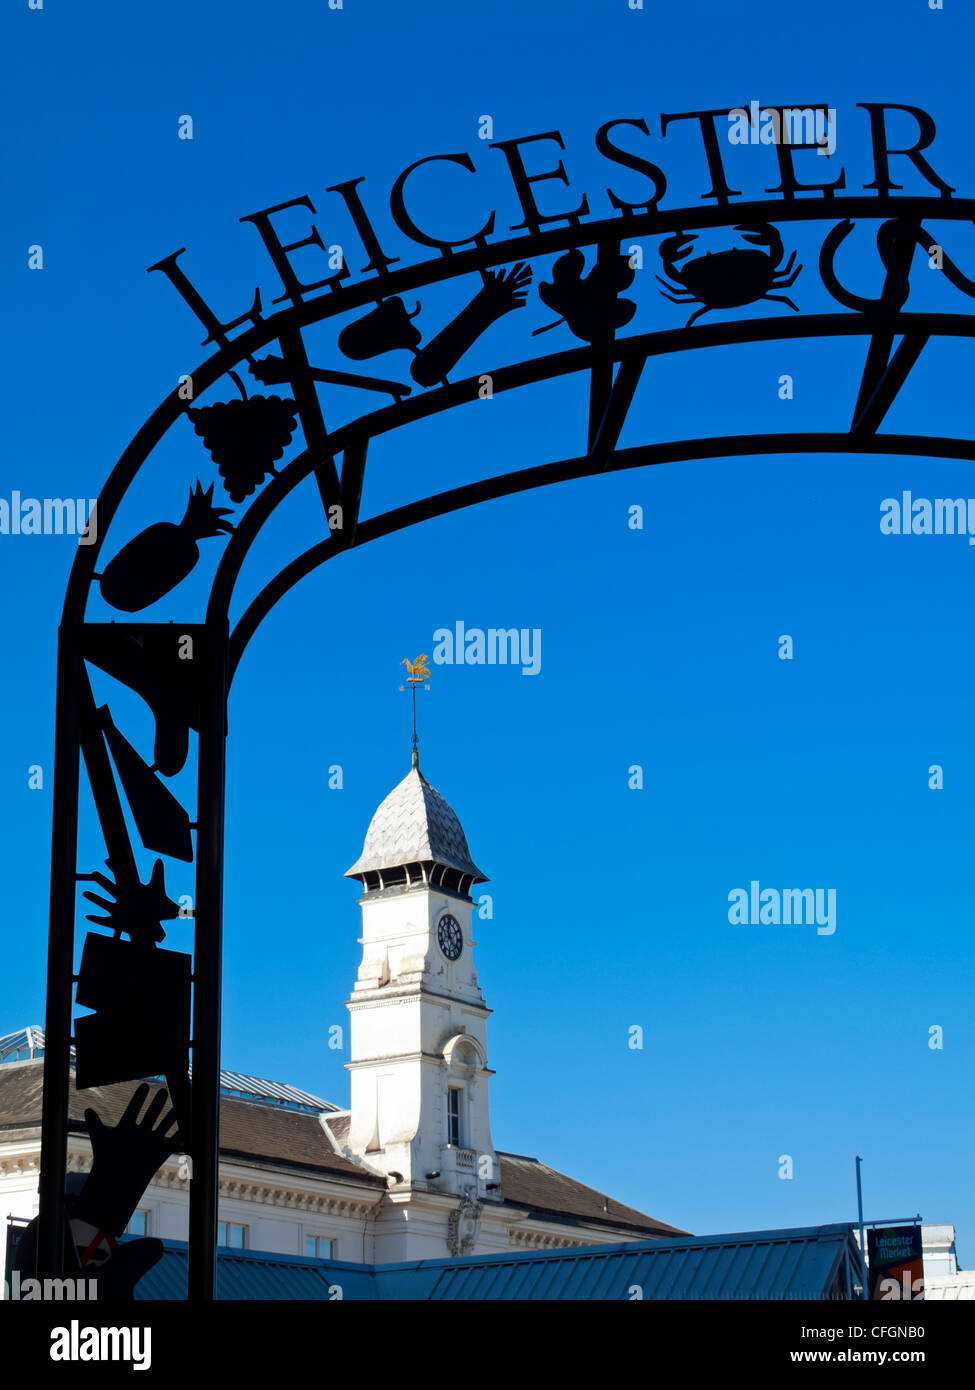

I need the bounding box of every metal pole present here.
[856,1155,868,1300]
[860,1214,923,1227]
[37,625,82,1277]
[188,619,229,1300]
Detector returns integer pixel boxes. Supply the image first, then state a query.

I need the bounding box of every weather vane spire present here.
[400,654,431,768]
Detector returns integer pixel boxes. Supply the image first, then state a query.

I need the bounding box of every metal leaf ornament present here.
[536,249,636,343]
[99,481,233,612]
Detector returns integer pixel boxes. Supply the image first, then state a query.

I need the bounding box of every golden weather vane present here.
[399,655,431,767]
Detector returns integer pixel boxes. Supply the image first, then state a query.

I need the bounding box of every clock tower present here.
[343,748,499,1202]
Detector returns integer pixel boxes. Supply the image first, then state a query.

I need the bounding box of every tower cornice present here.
[346,987,491,1014]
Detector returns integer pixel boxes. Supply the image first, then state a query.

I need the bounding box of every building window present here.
[447,1087,462,1147]
[305,1235,334,1260]
[126,1210,148,1237]
[217,1221,247,1249]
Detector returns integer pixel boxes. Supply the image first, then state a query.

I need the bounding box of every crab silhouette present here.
[535,248,636,343]
[656,223,801,327]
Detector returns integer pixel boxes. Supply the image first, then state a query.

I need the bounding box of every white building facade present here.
[2,757,685,1284]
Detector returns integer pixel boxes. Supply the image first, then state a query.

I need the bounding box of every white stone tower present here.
[344,750,499,1202]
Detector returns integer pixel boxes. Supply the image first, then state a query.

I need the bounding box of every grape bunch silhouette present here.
[188,395,299,502]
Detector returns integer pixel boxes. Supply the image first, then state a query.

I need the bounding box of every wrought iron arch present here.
[37,190,975,1298]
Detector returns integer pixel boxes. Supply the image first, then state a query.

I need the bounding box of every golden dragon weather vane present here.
[400,654,431,767]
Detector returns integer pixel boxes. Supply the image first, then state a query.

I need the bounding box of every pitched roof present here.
[0,1061,381,1187]
[0,1029,336,1114]
[0,1063,680,1236]
[0,1058,44,1132]
[345,765,486,881]
[497,1152,687,1237]
[290,1113,680,1236]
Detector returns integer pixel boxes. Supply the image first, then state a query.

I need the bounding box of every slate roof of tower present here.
[345,765,487,882]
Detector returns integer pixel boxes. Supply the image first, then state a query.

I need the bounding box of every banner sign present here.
[867,1224,924,1300]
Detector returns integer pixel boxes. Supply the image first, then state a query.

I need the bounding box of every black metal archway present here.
[37,143,975,1298]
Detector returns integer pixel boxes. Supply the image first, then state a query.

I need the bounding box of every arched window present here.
[442,1034,483,1151]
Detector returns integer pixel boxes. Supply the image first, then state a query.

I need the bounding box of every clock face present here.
[437,913,463,961]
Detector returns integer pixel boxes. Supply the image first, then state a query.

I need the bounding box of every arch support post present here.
[188,619,229,1301]
[36,623,83,1278]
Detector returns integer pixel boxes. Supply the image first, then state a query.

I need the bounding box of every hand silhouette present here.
[476,262,533,317]
[410,262,533,387]
[75,1084,184,1236]
[83,857,180,944]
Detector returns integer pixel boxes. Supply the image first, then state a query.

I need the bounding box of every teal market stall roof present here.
[136,1224,864,1301]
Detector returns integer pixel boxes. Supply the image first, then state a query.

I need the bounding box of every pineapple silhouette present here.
[99,481,234,612]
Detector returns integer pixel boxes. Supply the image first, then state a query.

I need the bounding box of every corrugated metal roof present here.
[374,1223,862,1301]
[136,1224,863,1301]
[207,1069,339,1113]
[135,1241,377,1301]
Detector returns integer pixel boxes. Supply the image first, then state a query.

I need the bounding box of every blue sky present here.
[3,0,974,1252]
